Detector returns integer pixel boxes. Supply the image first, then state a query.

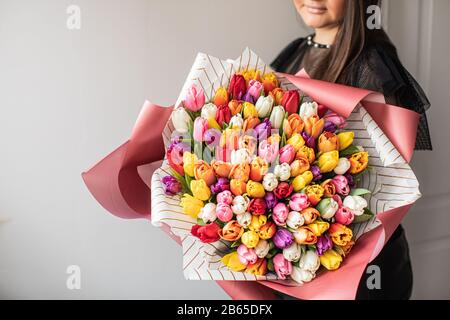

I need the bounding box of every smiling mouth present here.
[304,5,327,14]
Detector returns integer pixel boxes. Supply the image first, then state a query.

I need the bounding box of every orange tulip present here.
[211,160,232,178]
[219,221,244,241]
[283,114,305,138]
[321,179,336,197]
[250,157,269,182]
[229,163,250,182]
[348,151,369,174]
[293,226,318,245]
[194,160,216,186]
[318,131,339,153]
[258,221,276,240]
[261,72,279,94]
[213,87,229,107]
[245,258,268,276]
[228,100,243,116]
[301,207,319,225]
[329,223,353,247]
[269,88,285,105]
[296,145,316,164]
[243,116,260,132]
[290,155,310,177]
[230,179,247,196]
[268,134,281,146]
[304,185,324,206]
[304,115,325,139]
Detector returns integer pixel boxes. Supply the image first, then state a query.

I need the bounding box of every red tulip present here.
[281,90,300,114]
[228,74,247,100]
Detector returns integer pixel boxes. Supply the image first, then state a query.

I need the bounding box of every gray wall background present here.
[0,0,448,299]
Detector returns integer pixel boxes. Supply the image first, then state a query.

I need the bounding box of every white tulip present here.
[199,203,217,223]
[320,198,339,219]
[231,148,252,165]
[171,108,192,133]
[232,195,250,215]
[255,95,274,118]
[274,163,291,181]
[229,114,244,129]
[200,103,218,120]
[298,250,320,272]
[269,105,285,129]
[291,266,315,284]
[283,243,302,262]
[255,239,270,258]
[286,211,305,229]
[236,212,252,228]
[343,195,367,216]
[299,101,318,121]
[262,173,278,192]
[356,146,365,152]
[334,157,351,175]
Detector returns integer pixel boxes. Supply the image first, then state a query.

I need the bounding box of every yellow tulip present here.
[241,231,260,248]
[286,133,305,152]
[243,102,258,119]
[213,87,229,106]
[292,171,313,192]
[183,152,197,177]
[222,252,247,271]
[246,180,266,198]
[207,117,222,130]
[337,131,354,151]
[249,215,267,232]
[307,221,330,236]
[348,151,369,174]
[317,150,339,173]
[320,249,343,271]
[180,194,204,218]
[190,179,211,201]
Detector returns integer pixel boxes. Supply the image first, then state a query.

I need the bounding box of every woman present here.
[271,0,433,299]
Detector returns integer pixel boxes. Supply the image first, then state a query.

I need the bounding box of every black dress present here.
[270,36,433,300]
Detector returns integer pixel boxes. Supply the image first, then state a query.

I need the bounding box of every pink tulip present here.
[273,253,292,279]
[272,203,289,226]
[216,203,233,222]
[217,190,233,206]
[332,175,350,196]
[258,140,279,163]
[332,194,343,207]
[323,111,347,129]
[279,144,295,164]
[193,117,208,142]
[184,84,205,112]
[247,80,263,100]
[237,244,258,265]
[335,207,355,225]
[289,193,310,212]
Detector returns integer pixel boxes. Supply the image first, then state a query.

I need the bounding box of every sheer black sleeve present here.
[345,45,433,150]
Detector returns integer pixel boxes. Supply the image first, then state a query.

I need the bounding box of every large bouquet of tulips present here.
[160,63,375,283]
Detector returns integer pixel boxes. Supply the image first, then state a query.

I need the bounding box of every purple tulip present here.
[311,165,322,182]
[162,176,182,196]
[264,191,278,209]
[345,173,355,188]
[273,229,294,249]
[254,118,272,140]
[316,234,333,256]
[323,121,337,133]
[211,177,230,194]
[243,91,256,104]
[302,131,316,149]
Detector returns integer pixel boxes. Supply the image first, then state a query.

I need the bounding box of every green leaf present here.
[350,188,371,196]
[196,218,206,226]
[339,145,360,157]
[230,240,241,248]
[267,259,274,272]
[352,207,375,223]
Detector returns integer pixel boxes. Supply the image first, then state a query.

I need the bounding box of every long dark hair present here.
[312,0,396,83]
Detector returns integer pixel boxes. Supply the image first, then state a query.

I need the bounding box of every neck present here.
[313,26,339,45]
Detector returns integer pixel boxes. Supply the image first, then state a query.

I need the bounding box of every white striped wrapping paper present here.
[150,49,421,282]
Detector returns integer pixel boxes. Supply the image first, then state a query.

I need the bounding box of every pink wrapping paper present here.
[82,69,420,300]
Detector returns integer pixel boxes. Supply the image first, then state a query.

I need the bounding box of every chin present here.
[301,14,332,29]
